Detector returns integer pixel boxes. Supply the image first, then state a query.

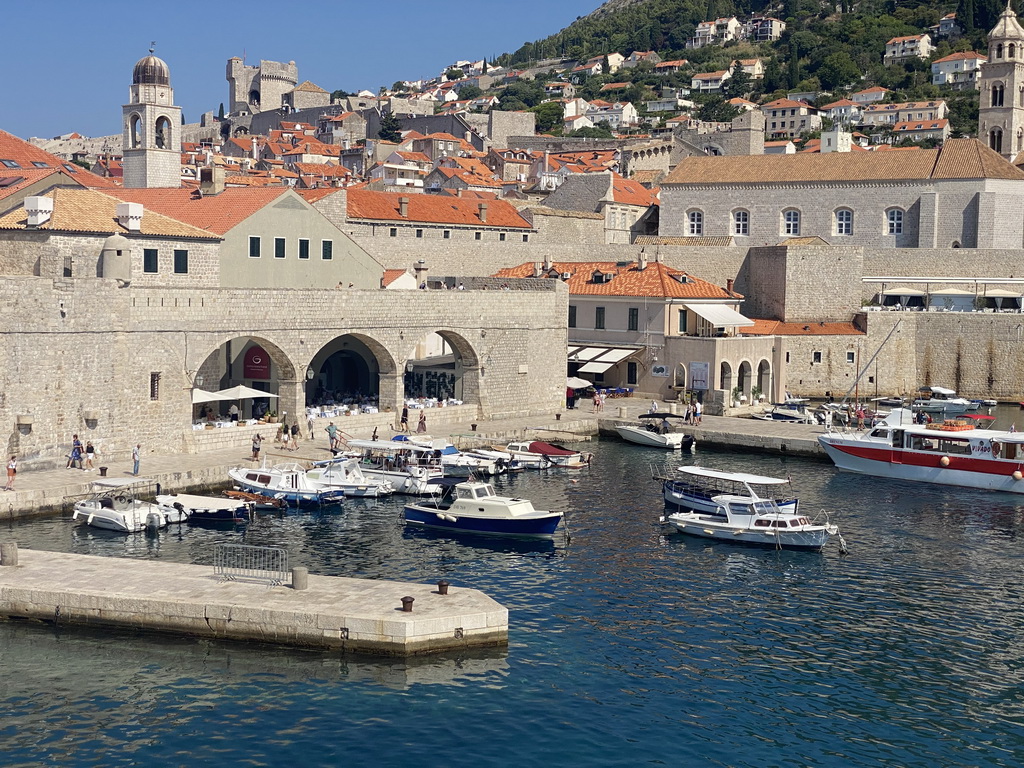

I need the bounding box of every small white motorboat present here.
[466,447,524,473]
[395,436,501,476]
[345,439,444,494]
[912,386,977,414]
[156,493,254,524]
[505,441,591,469]
[403,479,565,537]
[72,478,188,533]
[227,462,346,506]
[614,413,696,450]
[305,457,395,497]
[661,486,841,551]
[753,398,815,424]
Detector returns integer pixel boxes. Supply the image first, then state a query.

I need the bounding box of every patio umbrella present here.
[191,388,231,404]
[215,385,279,400]
[567,376,592,389]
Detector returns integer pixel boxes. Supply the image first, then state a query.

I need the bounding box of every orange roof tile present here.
[347,189,530,228]
[108,187,289,234]
[742,319,863,336]
[611,175,657,207]
[493,260,737,299]
[381,268,410,286]
[0,130,117,188]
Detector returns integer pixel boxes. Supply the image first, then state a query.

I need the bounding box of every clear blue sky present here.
[5,0,601,139]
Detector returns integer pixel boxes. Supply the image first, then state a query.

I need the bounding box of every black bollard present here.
[401,596,414,612]
[437,580,450,595]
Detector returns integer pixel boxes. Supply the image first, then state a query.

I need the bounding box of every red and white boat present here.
[818,409,1024,493]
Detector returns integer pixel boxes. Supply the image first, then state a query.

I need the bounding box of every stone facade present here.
[227,58,299,115]
[122,55,181,189]
[979,4,1024,158]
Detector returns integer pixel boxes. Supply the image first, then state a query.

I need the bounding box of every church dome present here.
[132,53,170,86]
[989,3,1024,40]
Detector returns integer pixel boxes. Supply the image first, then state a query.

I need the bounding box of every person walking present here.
[649,400,658,414]
[694,399,703,425]
[371,426,379,441]
[84,441,95,471]
[417,411,427,433]
[400,406,409,433]
[289,422,300,451]
[325,422,338,450]
[131,444,141,476]
[4,456,15,491]
[67,434,83,469]
[307,414,315,440]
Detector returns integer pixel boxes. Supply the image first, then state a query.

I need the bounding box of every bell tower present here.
[979,2,1024,159]
[122,46,181,188]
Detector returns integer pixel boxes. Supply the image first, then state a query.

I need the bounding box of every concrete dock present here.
[0,547,507,656]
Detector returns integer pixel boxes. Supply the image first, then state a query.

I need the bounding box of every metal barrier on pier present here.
[214,543,289,586]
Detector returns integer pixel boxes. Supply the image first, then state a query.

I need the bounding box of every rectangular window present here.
[568,305,577,328]
[499,233,506,241]
[474,232,482,240]
[887,208,904,235]
[274,237,286,258]
[143,248,158,274]
[389,228,397,237]
[595,306,606,330]
[522,234,529,242]
[733,210,749,236]
[249,236,261,258]
[298,239,310,259]
[322,240,333,260]
[416,229,423,238]
[628,307,639,331]
[835,209,853,236]
[678,308,688,334]
[847,351,856,363]
[443,230,451,239]
[627,361,638,385]
[173,249,188,274]
[812,351,822,364]
[149,372,161,400]
[784,210,800,236]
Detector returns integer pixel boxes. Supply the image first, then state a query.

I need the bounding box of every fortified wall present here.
[0,278,567,469]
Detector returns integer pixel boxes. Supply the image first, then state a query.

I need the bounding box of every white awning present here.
[578,361,615,373]
[683,303,754,327]
[983,288,1024,297]
[928,288,975,296]
[881,287,926,296]
[568,345,642,365]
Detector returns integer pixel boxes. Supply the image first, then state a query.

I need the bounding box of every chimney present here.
[398,196,409,217]
[116,202,143,232]
[200,166,225,196]
[532,261,543,278]
[637,249,648,271]
[543,255,553,272]
[478,202,488,222]
[413,259,428,285]
[726,278,735,296]
[24,196,54,228]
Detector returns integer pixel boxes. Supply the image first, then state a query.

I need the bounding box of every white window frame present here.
[783,209,800,236]
[732,209,749,236]
[886,208,904,235]
[687,210,704,236]
[835,208,853,236]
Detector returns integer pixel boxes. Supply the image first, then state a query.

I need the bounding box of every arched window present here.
[732,209,749,236]
[835,208,853,236]
[991,128,1004,154]
[886,208,904,235]
[1018,129,1023,152]
[998,43,1005,59]
[1011,43,1017,58]
[992,83,1005,107]
[687,210,704,236]
[129,114,142,148]
[154,116,171,150]
[782,209,800,236]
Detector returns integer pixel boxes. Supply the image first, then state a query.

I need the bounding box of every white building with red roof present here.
[884,34,934,65]
[932,51,987,90]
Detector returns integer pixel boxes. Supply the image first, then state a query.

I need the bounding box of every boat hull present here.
[662,513,832,551]
[818,436,1024,493]
[229,477,344,506]
[662,480,798,515]
[403,505,563,537]
[614,425,695,450]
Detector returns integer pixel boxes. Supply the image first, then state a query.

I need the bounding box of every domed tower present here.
[979,1,1024,159]
[122,48,181,188]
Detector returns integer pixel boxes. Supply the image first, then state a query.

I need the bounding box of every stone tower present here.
[122,49,181,188]
[226,57,299,115]
[979,1,1024,159]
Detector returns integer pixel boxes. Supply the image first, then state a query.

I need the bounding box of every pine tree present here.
[218,102,225,119]
[378,111,402,142]
[788,43,800,89]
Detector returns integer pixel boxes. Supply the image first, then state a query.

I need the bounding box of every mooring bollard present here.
[437,580,450,595]
[98,467,108,477]
[0,542,18,566]
[401,596,414,612]
[291,566,308,591]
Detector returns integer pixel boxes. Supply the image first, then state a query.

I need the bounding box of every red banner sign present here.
[243,345,270,380]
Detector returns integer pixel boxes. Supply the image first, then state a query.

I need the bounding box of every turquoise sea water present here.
[2,441,1024,767]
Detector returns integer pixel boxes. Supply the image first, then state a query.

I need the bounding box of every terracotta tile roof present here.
[347,189,531,228]
[933,51,986,63]
[291,80,327,93]
[656,59,689,68]
[396,151,431,163]
[820,98,857,109]
[0,187,219,239]
[893,119,948,132]
[436,189,498,200]
[108,187,289,234]
[611,175,657,207]
[633,235,735,246]
[664,138,1024,184]
[600,82,630,91]
[0,168,66,200]
[693,70,729,79]
[742,319,864,336]
[887,34,928,44]
[494,260,738,299]
[0,130,116,188]
[854,86,889,95]
[295,188,340,203]
[762,98,813,110]
[225,175,284,187]
[381,268,410,286]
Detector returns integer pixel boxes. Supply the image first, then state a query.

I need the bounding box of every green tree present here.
[724,61,752,98]
[71,158,91,170]
[391,81,410,92]
[698,98,741,122]
[602,54,611,74]
[331,89,351,101]
[817,51,861,89]
[569,125,614,138]
[529,101,565,133]
[445,68,465,81]
[788,42,800,89]
[377,111,402,142]
[458,84,483,100]
[218,102,224,119]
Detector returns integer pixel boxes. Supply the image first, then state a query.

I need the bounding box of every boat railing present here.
[214,543,290,587]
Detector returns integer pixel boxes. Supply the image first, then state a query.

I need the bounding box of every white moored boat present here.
[403,479,564,537]
[227,462,346,506]
[504,441,591,469]
[614,413,696,450]
[654,466,800,515]
[818,408,1024,493]
[345,439,444,494]
[753,398,815,424]
[911,386,977,414]
[305,457,395,497]
[73,478,189,533]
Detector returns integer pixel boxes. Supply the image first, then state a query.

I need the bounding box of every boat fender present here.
[435,512,446,520]
[1015,470,1023,481]
[940,456,951,467]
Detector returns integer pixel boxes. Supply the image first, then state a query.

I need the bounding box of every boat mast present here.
[839,319,903,409]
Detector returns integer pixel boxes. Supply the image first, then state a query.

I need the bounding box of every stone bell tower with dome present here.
[122,47,181,188]
[979,1,1024,159]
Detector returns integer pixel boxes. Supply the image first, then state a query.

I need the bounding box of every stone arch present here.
[737,360,753,398]
[686,208,704,236]
[307,332,397,408]
[998,43,1005,59]
[402,329,481,406]
[154,115,172,150]
[992,82,1005,107]
[673,363,687,390]
[249,89,261,107]
[129,113,142,148]
[720,360,733,393]
[194,335,298,420]
[757,359,771,397]
[1011,43,1017,58]
[990,127,1004,153]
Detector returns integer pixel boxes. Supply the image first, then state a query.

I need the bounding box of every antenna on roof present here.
[149,41,156,54]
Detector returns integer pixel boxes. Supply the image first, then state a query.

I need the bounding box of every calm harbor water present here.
[3,439,1024,767]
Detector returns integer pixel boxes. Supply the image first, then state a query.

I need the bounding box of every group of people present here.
[398,407,428,433]
[65,435,100,471]
[649,399,702,425]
